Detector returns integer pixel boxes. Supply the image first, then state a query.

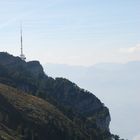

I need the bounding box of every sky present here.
[0,0,140,66]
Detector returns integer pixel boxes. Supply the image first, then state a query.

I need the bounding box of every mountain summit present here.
[0,52,112,140]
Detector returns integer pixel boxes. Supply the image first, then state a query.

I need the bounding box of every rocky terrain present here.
[0,52,113,140]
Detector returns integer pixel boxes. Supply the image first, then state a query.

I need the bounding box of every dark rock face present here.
[44,78,111,132]
[0,52,21,65]
[27,61,44,77]
[0,52,44,78]
[51,78,103,115]
[0,52,111,140]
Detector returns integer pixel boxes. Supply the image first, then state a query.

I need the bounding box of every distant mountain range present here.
[44,61,140,140]
[0,52,121,140]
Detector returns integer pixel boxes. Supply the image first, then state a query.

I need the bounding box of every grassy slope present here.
[0,83,88,140]
[0,123,22,140]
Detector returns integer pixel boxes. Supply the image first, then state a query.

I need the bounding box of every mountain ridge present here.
[0,52,117,140]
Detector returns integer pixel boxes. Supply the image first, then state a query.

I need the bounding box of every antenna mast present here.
[20,23,26,61]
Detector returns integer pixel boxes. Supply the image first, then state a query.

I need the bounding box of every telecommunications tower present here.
[20,24,26,61]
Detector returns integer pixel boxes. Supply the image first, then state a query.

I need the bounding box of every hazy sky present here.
[0,0,140,66]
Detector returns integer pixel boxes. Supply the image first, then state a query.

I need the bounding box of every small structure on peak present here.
[20,24,26,61]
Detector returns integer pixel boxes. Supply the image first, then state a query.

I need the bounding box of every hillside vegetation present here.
[0,52,114,140]
[0,83,89,140]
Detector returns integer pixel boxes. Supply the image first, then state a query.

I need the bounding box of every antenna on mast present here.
[20,23,26,61]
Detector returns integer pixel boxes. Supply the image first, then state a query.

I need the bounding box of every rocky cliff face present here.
[27,61,44,77]
[0,52,112,140]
